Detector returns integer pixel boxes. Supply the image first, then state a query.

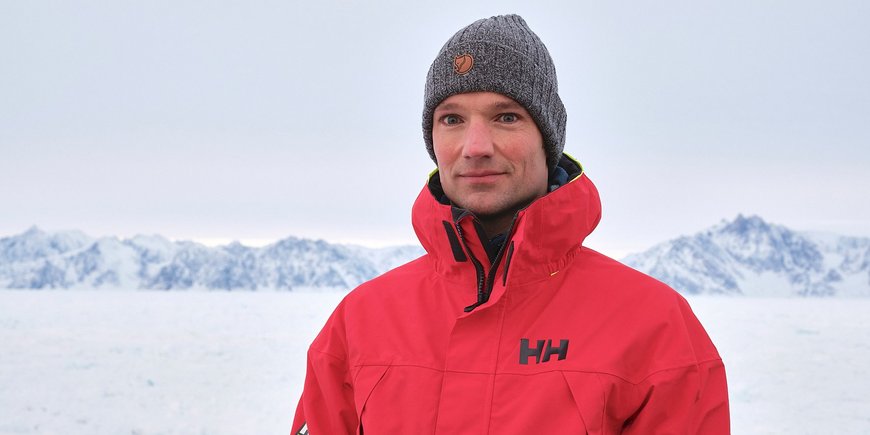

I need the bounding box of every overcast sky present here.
[2,0,868,257]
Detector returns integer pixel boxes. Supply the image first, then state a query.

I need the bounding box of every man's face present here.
[432,92,549,221]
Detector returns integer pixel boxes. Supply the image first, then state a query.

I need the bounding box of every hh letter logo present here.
[520,338,569,365]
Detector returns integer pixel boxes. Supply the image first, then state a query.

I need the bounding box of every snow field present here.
[1,291,868,434]
[690,297,870,434]
[0,290,343,435]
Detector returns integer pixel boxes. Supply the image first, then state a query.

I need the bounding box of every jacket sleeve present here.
[623,296,730,434]
[292,302,358,435]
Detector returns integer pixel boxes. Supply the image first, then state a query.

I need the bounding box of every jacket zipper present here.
[456,214,518,313]
[454,222,487,312]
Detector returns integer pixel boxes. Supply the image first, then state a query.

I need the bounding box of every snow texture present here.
[0,227,424,291]
[0,291,867,434]
[623,214,870,297]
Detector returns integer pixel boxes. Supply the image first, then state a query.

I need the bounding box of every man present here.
[293,14,729,434]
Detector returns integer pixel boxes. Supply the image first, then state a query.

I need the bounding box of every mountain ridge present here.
[3,216,869,296]
[622,214,870,297]
[0,227,424,290]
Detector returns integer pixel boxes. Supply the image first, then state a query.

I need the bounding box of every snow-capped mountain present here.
[622,215,870,297]
[5,216,868,296]
[0,227,424,290]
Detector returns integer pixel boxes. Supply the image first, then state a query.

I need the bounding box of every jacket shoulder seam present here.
[498,359,723,386]
[310,347,347,364]
[633,357,723,385]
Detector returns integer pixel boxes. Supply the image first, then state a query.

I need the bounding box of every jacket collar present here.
[412,154,602,285]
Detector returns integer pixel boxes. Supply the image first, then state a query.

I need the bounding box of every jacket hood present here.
[412,154,602,285]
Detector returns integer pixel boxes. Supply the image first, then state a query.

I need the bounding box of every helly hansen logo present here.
[519,338,569,364]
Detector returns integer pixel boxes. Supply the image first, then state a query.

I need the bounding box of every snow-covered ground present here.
[0,290,868,434]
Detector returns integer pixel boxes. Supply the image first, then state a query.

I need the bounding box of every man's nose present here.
[461,118,494,158]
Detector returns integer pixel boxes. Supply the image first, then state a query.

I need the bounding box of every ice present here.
[690,297,870,434]
[0,291,868,434]
[0,290,344,435]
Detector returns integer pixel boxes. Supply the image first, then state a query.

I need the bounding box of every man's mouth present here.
[460,170,505,178]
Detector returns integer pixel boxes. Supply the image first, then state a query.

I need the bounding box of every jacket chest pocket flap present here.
[352,365,389,435]
[561,371,612,435]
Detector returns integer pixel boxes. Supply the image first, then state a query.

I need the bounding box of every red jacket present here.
[293,159,729,434]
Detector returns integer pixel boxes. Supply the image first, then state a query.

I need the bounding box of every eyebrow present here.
[490,100,524,110]
[434,99,524,113]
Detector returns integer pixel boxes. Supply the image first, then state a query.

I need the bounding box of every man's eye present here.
[443,115,461,125]
[499,113,518,123]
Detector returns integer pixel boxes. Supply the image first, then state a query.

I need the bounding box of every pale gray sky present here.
[2,0,868,257]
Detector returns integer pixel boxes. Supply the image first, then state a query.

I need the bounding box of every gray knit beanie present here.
[423,14,567,169]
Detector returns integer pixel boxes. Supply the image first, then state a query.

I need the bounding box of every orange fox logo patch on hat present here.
[453,53,474,75]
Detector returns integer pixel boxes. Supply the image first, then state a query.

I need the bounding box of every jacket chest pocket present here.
[486,372,591,435]
[352,365,443,434]
[352,365,389,435]
[562,371,638,435]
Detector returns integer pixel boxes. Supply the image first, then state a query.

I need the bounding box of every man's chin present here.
[462,202,525,222]
[452,197,499,216]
